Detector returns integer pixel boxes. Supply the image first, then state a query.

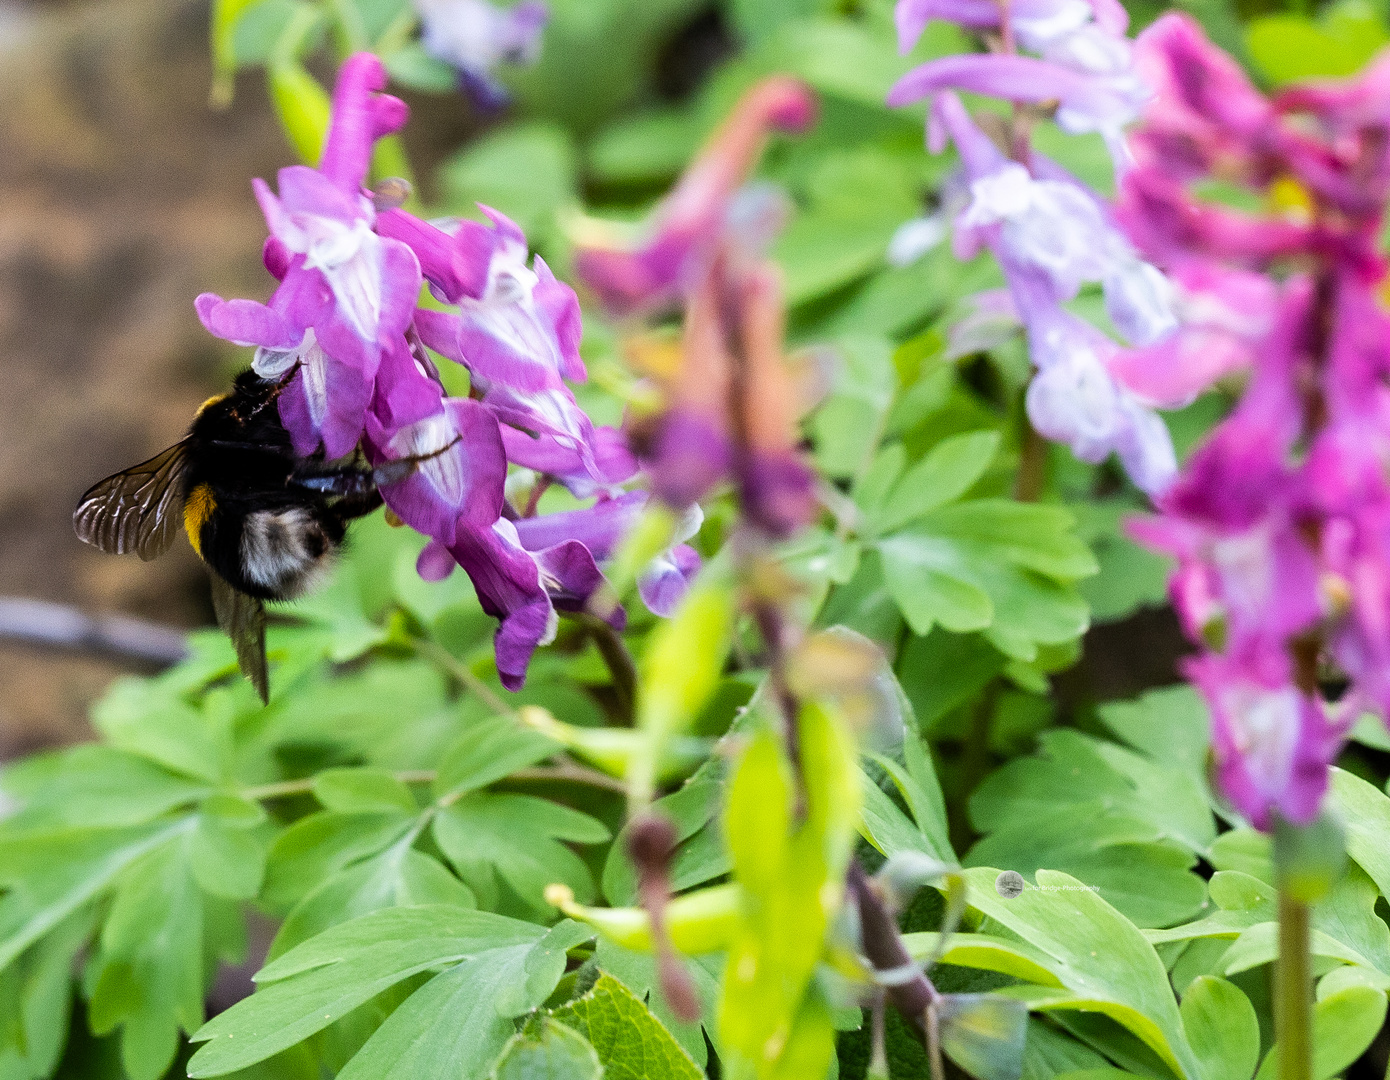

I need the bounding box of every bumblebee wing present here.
[210,573,269,704]
[73,442,189,560]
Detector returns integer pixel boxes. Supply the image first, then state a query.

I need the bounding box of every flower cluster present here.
[1125,16,1390,828]
[197,53,694,689]
[888,0,1180,494]
[574,77,822,538]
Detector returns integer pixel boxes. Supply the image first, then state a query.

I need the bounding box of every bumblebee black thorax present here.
[180,372,345,601]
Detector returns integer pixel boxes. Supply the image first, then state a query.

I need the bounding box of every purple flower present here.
[927,91,1178,494]
[573,76,817,316]
[511,491,703,617]
[365,348,508,547]
[1108,262,1277,406]
[417,512,619,690]
[412,305,626,494]
[196,54,421,458]
[414,0,548,109]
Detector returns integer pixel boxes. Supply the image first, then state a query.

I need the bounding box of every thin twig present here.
[413,636,514,716]
[577,614,638,723]
[242,761,625,803]
[510,763,628,794]
[0,596,189,667]
[847,860,936,1038]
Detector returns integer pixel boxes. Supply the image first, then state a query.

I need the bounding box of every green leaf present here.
[586,109,699,186]
[313,769,418,815]
[880,532,994,634]
[1252,985,1387,1080]
[0,907,93,1079]
[1097,686,1211,783]
[190,806,268,900]
[268,63,330,165]
[1247,3,1388,85]
[1329,767,1390,898]
[921,501,1099,582]
[590,939,723,1066]
[261,810,415,914]
[811,337,896,479]
[873,431,1001,534]
[381,42,458,93]
[905,932,1063,989]
[774,148,921,305]
[189,907,544,1076]
[966,730,1213,927]
[493,1018,602,1080]
[90,680,225,783]
[88,837,206,1080]
[270,837,475,959]
[1178,977,1259,1080]
[438,123,578,240]
[430,716,560,800]
[601,775,728,905]
[895,629,1006,732]
[0,819,192,973]
[0,745,209,829]
[334,945,547,1080]
[864,741,952,863]
[434,793,609,912]
[959,867,1203,1080]
[552,972,703,1080]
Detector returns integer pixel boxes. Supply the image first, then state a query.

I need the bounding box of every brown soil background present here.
[0,0,291,756]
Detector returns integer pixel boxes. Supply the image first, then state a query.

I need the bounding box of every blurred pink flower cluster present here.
[1125,16,1390,828]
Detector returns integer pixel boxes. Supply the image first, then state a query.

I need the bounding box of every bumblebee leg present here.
[288,464,384,521]
[371,435,463,487]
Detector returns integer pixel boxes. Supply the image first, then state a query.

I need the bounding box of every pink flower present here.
[573,76,816,316]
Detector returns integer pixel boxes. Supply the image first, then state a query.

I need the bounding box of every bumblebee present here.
[74,370,432,702]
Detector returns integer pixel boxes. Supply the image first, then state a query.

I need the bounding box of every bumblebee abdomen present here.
[240,508,338,599]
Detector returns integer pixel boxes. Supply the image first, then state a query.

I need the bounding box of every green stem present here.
[1277,889,1313,1080]
[413,637,514,716]
[1014,417,1047,503]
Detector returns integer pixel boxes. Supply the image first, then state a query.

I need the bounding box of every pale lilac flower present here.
[927,90,1178,493]
[890,0,1148,167]
[415,0,547,109]
[887,213,949,267]
[196,54,420,458]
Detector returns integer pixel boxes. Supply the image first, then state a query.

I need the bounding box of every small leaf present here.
[190,907,544,1076]
[434,794,609,913]
[1252,985,1388,1080]
[431,717,560,800]
[493,1018,602,1080]
[268,63,330,165]
[875,430,1001,533]
[1179,977,1258,1080]
[552,972,703,1080]
[313,768,418,814]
